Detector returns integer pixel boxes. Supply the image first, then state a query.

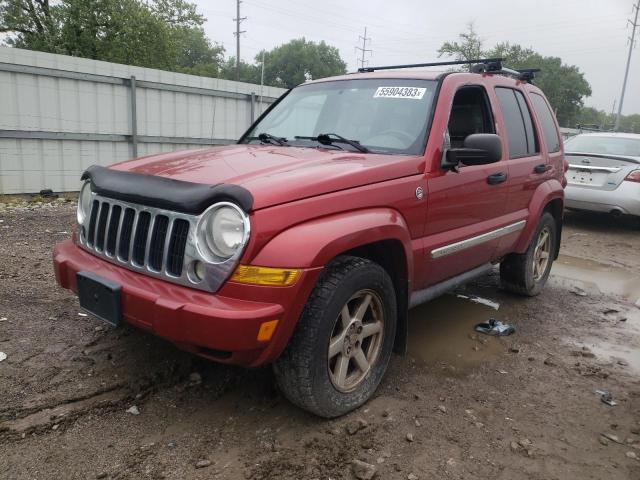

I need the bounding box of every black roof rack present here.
[357,58,539,83]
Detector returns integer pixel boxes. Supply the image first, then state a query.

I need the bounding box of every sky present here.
[194,0,640,116]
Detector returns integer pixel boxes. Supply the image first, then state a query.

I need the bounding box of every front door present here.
[422,84,510,286]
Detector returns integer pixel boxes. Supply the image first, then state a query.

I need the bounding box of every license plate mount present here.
[77,271,122,327]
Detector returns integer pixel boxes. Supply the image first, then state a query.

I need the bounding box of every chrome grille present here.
[77,193,249,293]
[78,195,200,287]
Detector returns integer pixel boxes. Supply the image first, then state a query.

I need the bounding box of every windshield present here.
[241,79,438,155]
[565,135,640,157]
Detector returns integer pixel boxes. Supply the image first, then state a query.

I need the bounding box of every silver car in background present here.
[564,132,640,219]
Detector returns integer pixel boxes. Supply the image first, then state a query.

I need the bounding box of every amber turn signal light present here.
[230,265,300,286]
[257,320,279,342]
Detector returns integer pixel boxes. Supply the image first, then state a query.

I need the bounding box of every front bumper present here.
[565,180,640,216]
[53,240,321,366]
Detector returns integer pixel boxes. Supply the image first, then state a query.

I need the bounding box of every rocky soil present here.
[0,198,639,480]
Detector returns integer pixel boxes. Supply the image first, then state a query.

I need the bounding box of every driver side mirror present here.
[441,133,503,170]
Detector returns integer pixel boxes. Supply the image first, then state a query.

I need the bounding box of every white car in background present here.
[564,132,640,221]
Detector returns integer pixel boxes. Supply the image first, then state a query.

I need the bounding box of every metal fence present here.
[0,47,286,194]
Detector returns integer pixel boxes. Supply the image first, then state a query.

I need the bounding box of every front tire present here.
[500,212,558,296]
[273,256,397,418]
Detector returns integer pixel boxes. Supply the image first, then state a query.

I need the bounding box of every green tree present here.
[438,22,484,71]
[0,0,223,73]
[438,27,592,127]
[617,113,640,134]
[0,0,62,52]
[575,106,611,129]
[255,38,347,88]
[219,57,260,84]
[487,44,592,127]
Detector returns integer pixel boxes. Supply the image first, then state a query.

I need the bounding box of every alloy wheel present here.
[532,226,551,282]
[328,289,385,392]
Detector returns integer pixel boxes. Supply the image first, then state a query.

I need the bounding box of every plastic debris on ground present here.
[570,286,588,297]
[0,352,7,362]
[456,294,500,310]
[474,318,516,336]
[126,405,140,415]
[595,390,618,406]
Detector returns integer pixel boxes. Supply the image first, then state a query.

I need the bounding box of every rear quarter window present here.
[530,93,561,153]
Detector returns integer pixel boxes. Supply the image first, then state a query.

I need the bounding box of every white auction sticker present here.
[373,86,427,99]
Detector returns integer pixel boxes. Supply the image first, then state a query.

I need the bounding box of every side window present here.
[447,86,495,148]
[530,93,561,153]
[495,87,537,158]
[514,91,538,154]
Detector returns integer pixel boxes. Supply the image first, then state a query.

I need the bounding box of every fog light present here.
[231,265,300,286]
[188,260,206,283]
[257,320,279,342]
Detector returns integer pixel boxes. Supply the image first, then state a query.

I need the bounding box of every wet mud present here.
[1,204,639,480]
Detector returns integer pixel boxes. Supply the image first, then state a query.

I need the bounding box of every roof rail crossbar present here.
[516,68,541,82]
[358,58,540,83]
[357,58,504,73]
[471,62,540,82]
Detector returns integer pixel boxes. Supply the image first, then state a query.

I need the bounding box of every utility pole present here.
[355,27,372,70]
[611,99,617,117]
[609,99,616,130]
[615,0,639,131]
[233,0,247,81]
[260,50,265,110]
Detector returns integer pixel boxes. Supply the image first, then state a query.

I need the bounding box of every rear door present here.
[492,86,549,257]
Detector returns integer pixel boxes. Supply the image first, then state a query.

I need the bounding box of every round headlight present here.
[77,181,93,224]
[197,203,248,261]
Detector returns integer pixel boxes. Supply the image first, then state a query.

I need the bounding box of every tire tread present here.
[274,256,389,417]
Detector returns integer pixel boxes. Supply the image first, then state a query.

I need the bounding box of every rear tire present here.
[273,256,396,418]
[500,212,557,296]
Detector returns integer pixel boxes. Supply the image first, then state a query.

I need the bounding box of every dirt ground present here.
[0,198,639,480]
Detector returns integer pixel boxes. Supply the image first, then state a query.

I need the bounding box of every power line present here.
[615,0,639,130]
[355,27,372,69]
[233,0,247,81]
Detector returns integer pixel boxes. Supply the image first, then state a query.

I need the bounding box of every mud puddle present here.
[552,254,640,373]
[551,254,640,306]
[407,293,510,370]
[578,339,640,374]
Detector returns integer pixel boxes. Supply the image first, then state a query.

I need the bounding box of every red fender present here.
[514,179,564,253]
[252,207,414,283]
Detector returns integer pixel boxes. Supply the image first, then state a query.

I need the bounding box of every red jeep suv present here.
[53,59,566,417]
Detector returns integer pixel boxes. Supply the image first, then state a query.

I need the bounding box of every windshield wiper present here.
[295,133,369,153]
[247,133,288,146]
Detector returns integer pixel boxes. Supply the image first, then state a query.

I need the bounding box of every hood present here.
[111,145,425,210]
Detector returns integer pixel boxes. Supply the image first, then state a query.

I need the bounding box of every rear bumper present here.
[53,239,321,366]
[565,180,640,216]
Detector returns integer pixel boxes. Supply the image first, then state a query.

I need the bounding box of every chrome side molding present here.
[430,220,526,259]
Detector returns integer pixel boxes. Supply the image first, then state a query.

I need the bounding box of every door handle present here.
[487,172,507,185]
[534,164,551,174]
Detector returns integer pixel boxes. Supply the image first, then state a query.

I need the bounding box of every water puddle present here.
[551,255,640,305]
[578,340,640,374]
[553,255,640,373]
[407,294,508,370]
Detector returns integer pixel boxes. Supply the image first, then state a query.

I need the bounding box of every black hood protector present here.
[81,165,254,214]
